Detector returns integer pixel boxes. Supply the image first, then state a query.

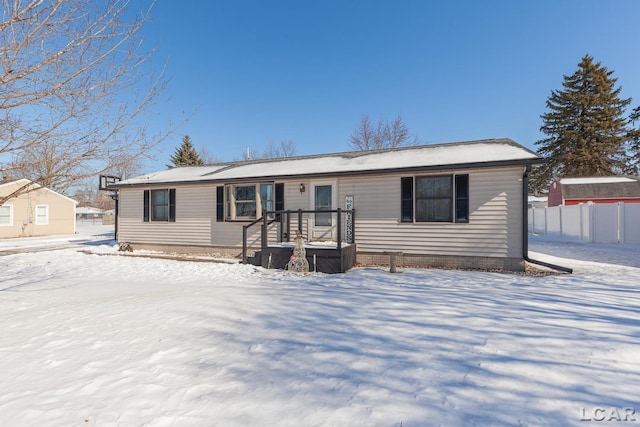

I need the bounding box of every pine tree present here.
[167,135,204,168]
[531,55,632,193]
[627,105,640,174]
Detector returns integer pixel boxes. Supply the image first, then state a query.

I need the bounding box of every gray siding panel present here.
[119,185,214,246]
[118,169,524,259]
[339,167,524,258]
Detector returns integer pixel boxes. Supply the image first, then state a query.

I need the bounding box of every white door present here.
[310,181,337,240]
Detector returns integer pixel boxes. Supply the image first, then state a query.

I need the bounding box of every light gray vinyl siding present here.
[119,185,214,246]
[338,167,524,258]
[119,182,297,247]
[117,169,524,259]
[211,180,305,246]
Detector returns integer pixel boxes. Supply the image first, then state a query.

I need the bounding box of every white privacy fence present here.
[529,202,640,243]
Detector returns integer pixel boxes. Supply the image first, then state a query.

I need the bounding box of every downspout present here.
[522,164,573,273]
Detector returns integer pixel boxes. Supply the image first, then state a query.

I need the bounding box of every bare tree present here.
[239,140,297,161]
[72,185,115,210]
[261,140,297,159]
[0,0,172,204]
[199,146,220,164]
[349,114,415,150]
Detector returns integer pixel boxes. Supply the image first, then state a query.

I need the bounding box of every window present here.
[416,176,452,222]
[401,174,469,223]
[0,205,12,226]
[314,185,332,226]
[35,205,49,225]
[260,184,273,215]
[143,189,176,222]
[224,183,274,220]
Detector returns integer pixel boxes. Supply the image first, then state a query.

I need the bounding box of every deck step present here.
[246,250,262,266]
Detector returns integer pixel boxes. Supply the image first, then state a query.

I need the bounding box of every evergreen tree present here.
[167,135,204,168]
[531,55,632,193]
[627,105,640,174]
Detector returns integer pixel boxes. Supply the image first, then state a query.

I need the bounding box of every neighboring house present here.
[548,176,640,207]
[0,178,77,238]
[528,195,548,209]
[111,139,543,272]
[76,206,106,221]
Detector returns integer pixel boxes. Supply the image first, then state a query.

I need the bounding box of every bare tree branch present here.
[349,114,414,150]
[0,0,176,204]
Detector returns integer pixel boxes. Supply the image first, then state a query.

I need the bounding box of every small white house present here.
[76,206,107,221]
[111,139,543,272]
[0,178,77,238]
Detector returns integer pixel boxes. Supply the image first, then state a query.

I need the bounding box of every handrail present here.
[242,215,278,264]
[241,209,356,264]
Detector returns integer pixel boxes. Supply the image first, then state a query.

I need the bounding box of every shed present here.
[548,176,640,206]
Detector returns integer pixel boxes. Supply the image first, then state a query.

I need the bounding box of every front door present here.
[310,181,336,240]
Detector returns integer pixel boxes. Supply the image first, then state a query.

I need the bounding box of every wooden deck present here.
[246,243,357,274]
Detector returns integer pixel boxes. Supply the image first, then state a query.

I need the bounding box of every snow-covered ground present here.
[1,226,639,426]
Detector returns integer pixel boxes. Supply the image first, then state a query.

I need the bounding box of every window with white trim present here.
[35,205,49,225]
[401,174,469,223]
[0,205,13,226]
[143,189,176,222]
[225,183,274,220]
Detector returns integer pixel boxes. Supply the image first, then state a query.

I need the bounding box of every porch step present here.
[245,250,262,266]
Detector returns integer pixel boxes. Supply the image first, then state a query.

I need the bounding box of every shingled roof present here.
[559,176,640,199]
[114,138,542,187]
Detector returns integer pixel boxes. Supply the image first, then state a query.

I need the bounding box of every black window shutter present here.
[400,177,413,222]
[143,190,150,222]
[275,183,284,219]
[169,189,176,222]
[455,174,469,223]
[216,186,224,222]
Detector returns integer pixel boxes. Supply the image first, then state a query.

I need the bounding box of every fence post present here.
[544,206,548,235]
[261,214,268,250]
[242,225,248,264]
[579,203,584,241]
[297,209,303,235]
[531,207,535,234]
[618,202,624,244]
[589,202,595,243]
[336,208,342,251]
[558,205,563,237]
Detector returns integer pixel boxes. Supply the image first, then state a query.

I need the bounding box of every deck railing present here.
[241,208,356,264]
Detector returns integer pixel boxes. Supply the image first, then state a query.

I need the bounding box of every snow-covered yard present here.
[1,226,639,426]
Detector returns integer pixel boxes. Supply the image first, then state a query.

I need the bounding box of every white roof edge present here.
[116,139,541,186]
[0,178,77,204]
[560,177,636,184]
[0,178,32,189]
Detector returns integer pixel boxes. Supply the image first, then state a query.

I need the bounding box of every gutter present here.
[111,158,543,189]
[522,164,573,274]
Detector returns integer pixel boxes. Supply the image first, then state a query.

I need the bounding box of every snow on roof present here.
[0,177,31,189]
[116,139,541,186]
[1,178,77,204]
[560,177,637,185]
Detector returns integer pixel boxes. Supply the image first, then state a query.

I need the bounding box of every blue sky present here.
[140,0,640,171]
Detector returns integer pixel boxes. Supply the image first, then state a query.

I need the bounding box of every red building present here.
[548,176,640,207]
